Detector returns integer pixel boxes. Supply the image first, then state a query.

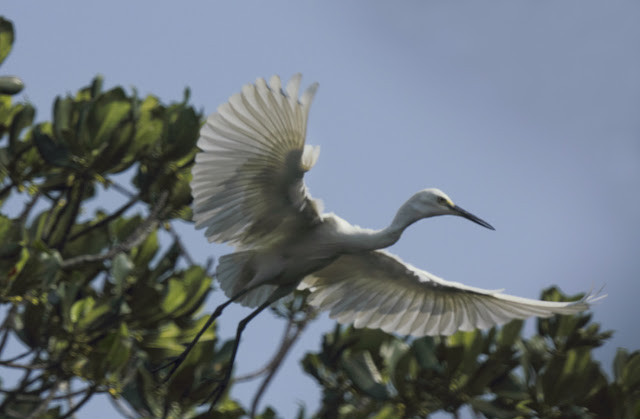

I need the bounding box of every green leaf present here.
[470,398,518,418]
[164,105,200,160]
[498,319,523,347]
[371,405,401,419]
[342,351,389,400]
[0,17,15,65]
[134,96,164,149]
[33,126,73,168]
[0,76,24,95]
[380,339,409,391]
[70,296,96,323]
[9,103,35,150]
[413,337,443,372]
[52,96,74,148]
[161,278,188,314]
[80,87,130,150]
[90,75,103,98]
[65,218,110,258]
[541,349,605,405]
[449,329,484,374]
[614,348,629,383]
[70,296,112,330]
[466,356,517,395]
[111,215,142,243]
[9,249,61,296]
[83,324,132,379]
[131,229,158,267]
[621,351,640,390]
[112,253,134,292]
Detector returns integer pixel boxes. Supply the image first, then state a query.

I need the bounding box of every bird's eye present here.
[437,196,447,205]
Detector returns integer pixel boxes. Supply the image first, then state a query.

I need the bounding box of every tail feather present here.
[216,251,276,307]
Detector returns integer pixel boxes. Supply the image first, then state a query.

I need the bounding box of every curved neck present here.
[351,198,422,251]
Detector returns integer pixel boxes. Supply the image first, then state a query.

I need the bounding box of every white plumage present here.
[191,74,602,337]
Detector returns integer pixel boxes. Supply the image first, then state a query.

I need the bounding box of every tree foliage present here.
[0,16,639,419]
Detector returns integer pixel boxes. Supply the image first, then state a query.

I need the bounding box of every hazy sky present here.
[3,2,640,418]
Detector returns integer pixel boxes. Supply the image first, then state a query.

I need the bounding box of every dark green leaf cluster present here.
[302,289,638,418]
[0,16,253,418]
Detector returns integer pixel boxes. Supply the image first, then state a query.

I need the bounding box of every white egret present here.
[164,74,601,403]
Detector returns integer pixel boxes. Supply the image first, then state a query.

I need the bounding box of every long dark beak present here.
[452,205,495,230]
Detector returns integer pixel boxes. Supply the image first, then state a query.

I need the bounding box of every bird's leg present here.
[154,284,259,381]
[207,300,272,410]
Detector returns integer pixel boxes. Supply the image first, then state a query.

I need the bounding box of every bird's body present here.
[215,213,379,307]
[167,74,603,406]
[190,74,601,338]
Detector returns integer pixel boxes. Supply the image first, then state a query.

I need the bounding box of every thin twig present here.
[0,306,17,355]
[62,192,168,268]
[53,387,89,401]
[57,385,97,419]
[3,407,24,419]
[61,382,75,419]
[0,366,35,412]
[68,193,140,242]
[234,320,295,383]
[24,378,62,419]
[18,190,41,224]
[0,349,34,364]
[177,156,195,171]
[108,181,137,199]
[166,224,195,266]
[0,361,46,370]
[249,313,310,418]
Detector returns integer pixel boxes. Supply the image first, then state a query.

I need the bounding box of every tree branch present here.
[0,181,16,199]
[24,378,62,419]
[248,310,311,418]
[0,366,36,412]
[0,360,46,370]
[166,223,195,266]
[107,180,137,199]
[57,385,97,419]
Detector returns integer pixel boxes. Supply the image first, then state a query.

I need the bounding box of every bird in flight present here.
[165,74,600,403]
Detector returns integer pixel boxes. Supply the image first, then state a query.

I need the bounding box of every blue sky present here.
[3,1,640,417]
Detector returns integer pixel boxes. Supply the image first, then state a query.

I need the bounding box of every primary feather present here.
[298,250,602,336]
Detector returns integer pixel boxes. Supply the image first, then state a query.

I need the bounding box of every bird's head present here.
[407,188,495,230]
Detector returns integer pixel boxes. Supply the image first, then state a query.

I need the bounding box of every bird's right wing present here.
[298,250,603,336]
[191,74,322,247]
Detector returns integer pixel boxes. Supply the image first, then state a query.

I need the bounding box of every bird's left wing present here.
[298,250,602,336]
[191,74,322,246]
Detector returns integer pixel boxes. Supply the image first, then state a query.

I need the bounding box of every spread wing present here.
[191,74,323,246]
[298,250,602,336]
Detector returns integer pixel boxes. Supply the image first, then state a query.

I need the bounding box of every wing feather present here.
[298,250,602,336]
[192,74,322,247]
[366,288,407,330]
